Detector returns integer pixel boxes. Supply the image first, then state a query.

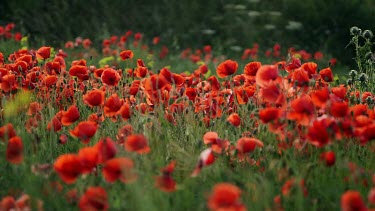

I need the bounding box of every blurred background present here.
[0,0,374,66]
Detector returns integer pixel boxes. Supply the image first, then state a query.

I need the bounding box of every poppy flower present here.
[36,46,51,59]
[289,68,309,87]
[101,68,121,86]
[118,103,132,121]
[255,65,280,87]
[155,161,177,192]
[0,123,17,141]
[311,87,330,108]
[259,82,285,105]
[102,157,136,183]
[307,118,335,147]
[301,62,317,78]
[331,101,349,118]
[53,154,82,184]
[61,105,80,126]
[69,65,89,82]
[95,137,117,164]
[104,94,124,117]
[135,66,148,78]
[287,95,315,126]
[191,148,215,177]
[341,191,366,211]
[83,89,105,107]
[369,188,375,205]
[119,50,134,60]
[6,136,23,164]
[285,57,302,72]
[125,134,150,154]
[227,113,241,127]
[320,151,335,166]
[116,125,133,144]
[79,187,109,211]
[244,61,261,77]
[78,147,99,174]
[216,60,238,78]
[45,61,61,75]
[236,137,263,154]
[47,113,63,132]
[207,183,245,211]
[319,67,334,82]
[70,121,98,144]
[259,107,281,123]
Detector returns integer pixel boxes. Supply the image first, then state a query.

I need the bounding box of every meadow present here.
[0,23,375,211]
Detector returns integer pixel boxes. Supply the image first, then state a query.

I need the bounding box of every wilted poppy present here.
[102,157,137,183]
[207,183,245,211]
[70,121,98,144]
[79,187,109,211]
[53,154,82,184]
[125,134,150,154]
[216,59,238,78]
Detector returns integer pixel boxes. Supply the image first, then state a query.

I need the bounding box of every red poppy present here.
[331,101,348,118]
[125,134,150,154]
[135,66,148,78]
[118,103,132,121]
[256,65,280,87]
[259,82,285,105]
[116,125,133,144]
[244,61,261,77]
[79,187,109,211]
[82,39,92,49]
[191,148,215,177]
[319,67,334,82]
[341,191,366,211]
[301,62,317,78]
[53,154,82,184]
[0,123,17,141]
[236,137,263,154]
[36,46,51,60]
[307,117,335,147]
[216,59,238,78]
[70,121,98,144]
[69,65,89,82]
[350,104,368,117]
[287,95,315,126]
[0,196,16,211]
[6,136,23,164]
[289,68,309,87]
[102,157,137,183]
[311,87,330,108]
[320,151,335,166]
[101,68,121,86]
[78,147,99,174]
[119,50,134,60]
[155,161,177,192]
[104,94,124,117]
[83,89,105,107]
[207,183,246,211]
[61,105,80,126]
[95,137,117,164]
[227,113,241,127]
[259,107,281,124]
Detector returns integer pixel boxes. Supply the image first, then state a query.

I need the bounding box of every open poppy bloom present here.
[79,186,109,211]
[102,157,137,184]
[259,107,281,124]
[95,137,118,164]
[207,183,246,211]
[61,105,80,126]
[104,94,124,117]
[69,65,89,82]
[256,65,280,87]
[216,60,238,78]
[70,121,98,144]
[119,50,134,60]
[341,190,367,211]
[319,67,334,82]
[53,154,82,184]
[36,46,51,60]
[78,146,99,174]
[236,137,263,154]
[125,134,150,154]
[244,61,261,77]
[83,89,105,107]
[0,123,17,142]
[227,113,241,127]
[6,136,23,164]
[101,68,121,86]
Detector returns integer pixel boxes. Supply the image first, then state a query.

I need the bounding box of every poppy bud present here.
[346,78,353,86]
[350,26,361,36]
[362,30,373,39]
[358,73,368,82]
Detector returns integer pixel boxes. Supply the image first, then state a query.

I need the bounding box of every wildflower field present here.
[0,22,375,211]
